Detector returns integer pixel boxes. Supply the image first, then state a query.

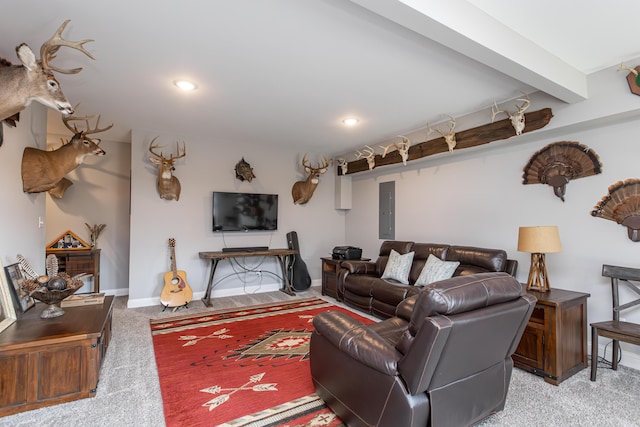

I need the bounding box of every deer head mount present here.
[381,136,411,165]
[427,116,457,152]
[0,20,94,133]
[356,145,376,170]
[491,93,531,135]
[336,158,348,175]
[291,154,329,205]
[618,62,640,96]
[149,137,186,201]
[21,107,111,197]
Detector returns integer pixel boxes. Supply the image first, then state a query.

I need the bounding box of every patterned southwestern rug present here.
[150,297,374,427]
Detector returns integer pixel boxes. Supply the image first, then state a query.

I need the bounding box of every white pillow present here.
[381,249,415,284]
[415,254,460,286]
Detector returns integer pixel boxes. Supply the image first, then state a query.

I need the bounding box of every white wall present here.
[0,104,47,278]
[128,130,346,307]
[345,62,640,369]
[45,133,131,295]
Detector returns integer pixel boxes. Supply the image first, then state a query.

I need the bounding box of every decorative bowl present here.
[22,274,84,318]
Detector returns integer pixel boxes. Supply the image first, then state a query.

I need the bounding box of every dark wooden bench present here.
[590,264,640,381]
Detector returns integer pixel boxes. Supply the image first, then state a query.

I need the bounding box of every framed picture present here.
[0,260,18,334]
[5,263,35,314]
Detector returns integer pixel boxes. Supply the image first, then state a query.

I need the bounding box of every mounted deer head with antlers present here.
[291,154,329,204]
[356,145,376,170]
[427,116,457,152]
[491,93,531,135]
[0,20,94,138]
[381,136,411,165]
[21,107,112,197]
[149,137,186,201]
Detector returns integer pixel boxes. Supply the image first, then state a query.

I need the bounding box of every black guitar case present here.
[287,231,312,291]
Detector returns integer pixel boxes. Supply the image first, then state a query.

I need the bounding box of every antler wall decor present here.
[618,62,640,96]
[427,116,457,152]
[380,136,411,165]
[355,145,376,170]
[522,141,602,201]
[339,107,553,175]
[591,178,640,241]
[491,93,531,135]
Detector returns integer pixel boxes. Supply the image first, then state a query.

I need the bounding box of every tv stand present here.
[222,246,269,253]
[199,248,297,306]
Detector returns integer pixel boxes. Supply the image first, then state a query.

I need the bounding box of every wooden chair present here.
[590,264,640,381]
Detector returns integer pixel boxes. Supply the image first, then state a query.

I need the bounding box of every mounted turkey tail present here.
[522,141,602,201]
[591,178,640,241]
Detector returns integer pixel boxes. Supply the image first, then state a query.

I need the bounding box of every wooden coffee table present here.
[0,295,114,416]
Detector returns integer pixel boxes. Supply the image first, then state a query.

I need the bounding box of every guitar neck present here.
[169,239,178,278]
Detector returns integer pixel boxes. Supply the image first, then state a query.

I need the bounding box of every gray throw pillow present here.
[415,254,460,286]
[381,249,415,284]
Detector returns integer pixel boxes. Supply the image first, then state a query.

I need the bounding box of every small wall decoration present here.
[427,116,457,152]
[522,141,602,201]
[85,223,106,248]
[491,93,531,135]
[618,62,640,96]
[148,137,186,201]
[591,178,640,241]
[47,230,91,250]
[235,157,256,182]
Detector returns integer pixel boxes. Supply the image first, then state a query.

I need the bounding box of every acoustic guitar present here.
[160,238,193,308]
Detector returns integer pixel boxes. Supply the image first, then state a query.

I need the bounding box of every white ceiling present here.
[2,0,640,156]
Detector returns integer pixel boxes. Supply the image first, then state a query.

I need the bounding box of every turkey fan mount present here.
[522,141,602,201]
[591,178,640,242]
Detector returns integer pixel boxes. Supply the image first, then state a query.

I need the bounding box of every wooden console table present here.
[0,296,114,416]
[513,288,590,385]
[46,248,101,293]
[199,249,297,307]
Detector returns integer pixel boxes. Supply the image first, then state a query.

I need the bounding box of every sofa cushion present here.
[446,246,508,275]
[415,254,460,286]
[381,249,414,284]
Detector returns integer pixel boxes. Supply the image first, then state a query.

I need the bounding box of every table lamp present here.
[517,226,562,292]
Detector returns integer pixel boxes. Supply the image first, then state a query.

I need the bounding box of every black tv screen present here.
[212,192,278,232]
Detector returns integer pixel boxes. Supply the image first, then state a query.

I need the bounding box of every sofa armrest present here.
[505,259,518,276]
[341,260,377,274]
[312,311,401,375]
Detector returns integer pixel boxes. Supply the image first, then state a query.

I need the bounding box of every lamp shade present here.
[518,226,562,253]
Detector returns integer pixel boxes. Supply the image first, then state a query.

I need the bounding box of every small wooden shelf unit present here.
[513,287,590,385]
[0,296,114,416]
[46,248,101,293]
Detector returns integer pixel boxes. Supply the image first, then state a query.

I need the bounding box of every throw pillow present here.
[415,254,460,286]
[381,249,415,284]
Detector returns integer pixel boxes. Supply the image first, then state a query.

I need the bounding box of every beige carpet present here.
[1,286,639,427]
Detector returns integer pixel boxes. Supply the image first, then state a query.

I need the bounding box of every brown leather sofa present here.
[337,240,518,319]
[310,272,536,427]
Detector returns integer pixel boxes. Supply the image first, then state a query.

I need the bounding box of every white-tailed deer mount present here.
[381,136,411,165]
[21,109,111,196]
[428,116,457,152]
[0,20,94,127]
[618,62,640,96]
[356,145,376,170]
[291,154,329,204]
[491,93,531,136]
[149,137,186,201]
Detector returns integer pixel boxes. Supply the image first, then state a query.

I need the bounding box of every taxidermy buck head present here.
[149,137,186,201]
[491,93,531,135]
[21,109,111,197]
[291,154,329,204]
[0,20,94,125]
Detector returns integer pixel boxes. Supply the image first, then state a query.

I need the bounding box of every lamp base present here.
[526,253,550,292]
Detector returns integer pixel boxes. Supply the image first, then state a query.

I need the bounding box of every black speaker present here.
[287,231,311,291]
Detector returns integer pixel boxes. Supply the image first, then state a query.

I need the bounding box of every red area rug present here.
[150,297,373,427]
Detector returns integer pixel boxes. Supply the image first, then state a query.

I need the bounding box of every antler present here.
[427,116,457,152]
[148,137,186,162]
[40,19,95,74]
[619,62,639,77]
[62,104,113,143]
[491,101,507,122]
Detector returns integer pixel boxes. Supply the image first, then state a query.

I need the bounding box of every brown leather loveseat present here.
[310,272,536,427]
[337,240,518,319]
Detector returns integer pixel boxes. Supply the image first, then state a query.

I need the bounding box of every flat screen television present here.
[212,192,278,232]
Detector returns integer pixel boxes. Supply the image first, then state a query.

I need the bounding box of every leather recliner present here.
[310,272,536,427]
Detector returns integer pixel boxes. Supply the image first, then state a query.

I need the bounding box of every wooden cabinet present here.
[321,257,370,298]
[46,248,101,292]
[513,288,590,385]
[0,296,114,416]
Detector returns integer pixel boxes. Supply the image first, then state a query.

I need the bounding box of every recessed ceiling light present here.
[342,118,359,126]
[174,80,198,91]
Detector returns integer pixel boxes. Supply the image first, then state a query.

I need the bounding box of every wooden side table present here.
[513,287,590,385]
[0,296,114,416]
[321,257,370,298]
